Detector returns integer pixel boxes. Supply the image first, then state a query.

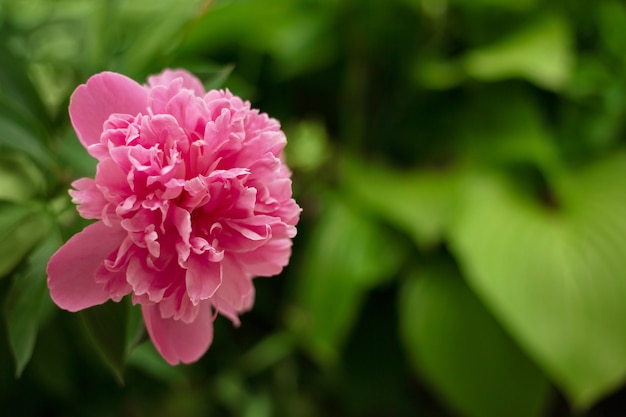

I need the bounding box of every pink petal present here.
[69,72,148,148]
[142,302,214,365]
[238,238,293,277]
[147,69,206,96]
[211,256,254,325]
[47,221,127,312]
[186,255,222,304]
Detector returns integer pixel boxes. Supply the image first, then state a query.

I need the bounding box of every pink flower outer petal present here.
[47,221,127,312]
[69,72,148,149]
[142,302,214,365]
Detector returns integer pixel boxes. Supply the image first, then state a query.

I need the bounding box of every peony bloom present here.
[47,69,300,365]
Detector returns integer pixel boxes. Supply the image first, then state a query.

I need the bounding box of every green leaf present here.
[0,201,52,278]
[201,63,236,91]
[453,87,560,172]
[399,262,551,417]
[182,0,295,53]
[344,159,458,249]
[288,195,406,365]
[0,150,46,202]
[285,120,330,172]
[448,154,626,408]
[117,0,203,75]
[5,231,61,377]
[0,110,54,172]
[462,15,574,90]
[80,299,133,384]
[450,0,538,11]
[0,32,52,129]
[597,1,626,62]
[127,342,186,384]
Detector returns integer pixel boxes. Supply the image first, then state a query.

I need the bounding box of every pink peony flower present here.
[46,69,300,365]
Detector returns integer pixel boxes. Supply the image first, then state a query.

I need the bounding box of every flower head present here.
[47,69,300,364]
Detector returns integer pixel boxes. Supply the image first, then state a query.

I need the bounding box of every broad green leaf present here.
[80,299,132,384]
[399,262,550,417]
[449,154,626,408]
[289,196,406,364]
[462,15,574,90]
[344,159,458,249]
[0,202,52,278]
[454,87,560,172]
[5,231,61,377]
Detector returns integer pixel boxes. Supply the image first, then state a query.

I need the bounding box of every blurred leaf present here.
[413,58,466,90]
[449,154,626,408]
[127,342,186,383]
[597,1,626,62]
[201,63,236,91]
[289,196,406,364]
[181,0,338,80]
[0,108,54,171]
[0,31,52,128]
[5,231,61,377]
[125,303,146,354]
[399,262,551,417]
[183,0,294,52]
[80,299,131,384]
[449,0,538,10]
[285,120,330,172]
[56,126,96,179]
[118,0,203,75]
[454,87,560,172]
[462,15,574,90]
[0,201,52,278]
[0,150,46,202]
[239,331,294,375]
[344,159,458,249]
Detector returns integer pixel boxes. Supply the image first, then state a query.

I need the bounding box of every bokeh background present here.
[2,0,626,416]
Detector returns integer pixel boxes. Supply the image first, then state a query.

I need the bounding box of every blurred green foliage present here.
[2,0,626,416]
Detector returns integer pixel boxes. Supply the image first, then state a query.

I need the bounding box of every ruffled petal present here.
[211,255,254,326]
[69,72,148,148]
[47,221,127,312]
[147,68,206,96]
[142,302,214,365]
[186,254,222,304]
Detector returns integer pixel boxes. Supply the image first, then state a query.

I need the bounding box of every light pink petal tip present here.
[47,222,127,312]
[142,303,214,365]
[69,72,148,148]
[147,69,206,96]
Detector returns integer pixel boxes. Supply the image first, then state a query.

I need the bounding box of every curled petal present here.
[186,255,222,305]
[142,302,214,365]
[47,222,127,312]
